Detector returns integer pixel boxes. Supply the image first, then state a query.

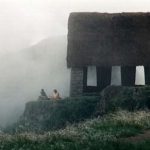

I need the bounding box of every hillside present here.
[1,111,150,150]
[1,85,150,149]
[3,85,150,133]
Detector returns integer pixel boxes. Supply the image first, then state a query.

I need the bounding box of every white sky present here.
[0,0,150,53]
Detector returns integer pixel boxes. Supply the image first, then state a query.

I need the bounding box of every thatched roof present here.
[67,12,150,68]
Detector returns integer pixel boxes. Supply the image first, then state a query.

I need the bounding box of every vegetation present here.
[2,86,150,149]
[1,111,150,150]
[6,86,150,133]
[5,96,100,133]
[98,86,150,114]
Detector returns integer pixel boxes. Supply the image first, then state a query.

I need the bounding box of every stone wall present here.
[70,67,84,96]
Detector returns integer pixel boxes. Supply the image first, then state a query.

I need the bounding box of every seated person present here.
[38,89,49,100]
[50,89,61,100]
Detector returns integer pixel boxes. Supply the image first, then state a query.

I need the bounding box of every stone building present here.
[67,12,150,96]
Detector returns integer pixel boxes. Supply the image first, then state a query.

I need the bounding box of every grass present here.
[13,96,100,132]
[1,110,150,150]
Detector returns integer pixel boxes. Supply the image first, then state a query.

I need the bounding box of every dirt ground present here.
[122,130,150,143]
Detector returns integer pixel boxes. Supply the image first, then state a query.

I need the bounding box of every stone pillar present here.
[70,67,84,97]
[144,66,150,85]
[83,67,87,91]
[121,66,136,86]
[96,67,112,91]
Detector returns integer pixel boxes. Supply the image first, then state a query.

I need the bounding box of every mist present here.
[0,35,70,127]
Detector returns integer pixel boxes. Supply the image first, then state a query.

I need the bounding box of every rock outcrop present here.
[17,96,100,132]
[6,85,150,133]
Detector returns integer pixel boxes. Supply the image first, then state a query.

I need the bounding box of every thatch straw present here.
[67,12,150,67]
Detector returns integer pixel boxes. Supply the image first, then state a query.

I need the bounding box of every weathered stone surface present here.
[70,67,84,96]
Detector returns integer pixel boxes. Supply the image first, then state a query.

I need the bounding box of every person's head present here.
[53,89,57,93]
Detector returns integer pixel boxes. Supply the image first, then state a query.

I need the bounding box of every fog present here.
[0,0,149,127]
[0,36,70,126]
